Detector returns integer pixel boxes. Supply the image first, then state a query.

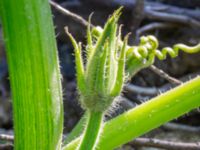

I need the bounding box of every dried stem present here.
[129,137,200,150]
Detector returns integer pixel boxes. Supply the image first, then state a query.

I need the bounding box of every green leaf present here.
[0,0,63,149]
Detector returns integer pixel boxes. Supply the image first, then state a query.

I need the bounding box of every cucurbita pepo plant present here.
[1,1,200,150]
[64,8,200,150]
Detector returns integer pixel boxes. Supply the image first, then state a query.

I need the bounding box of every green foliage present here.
[1,2,200,150]
[0,0,63,149]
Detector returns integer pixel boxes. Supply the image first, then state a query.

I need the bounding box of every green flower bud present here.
[66,8,127,112]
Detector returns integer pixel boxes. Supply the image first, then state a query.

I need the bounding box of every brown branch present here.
[149,65,182,85]
[129,137,200,150]
[49,1,92,27]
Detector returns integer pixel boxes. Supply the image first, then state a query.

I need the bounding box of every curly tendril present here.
[155,43,200,60]
[132,35,200,61]
[125,35,200,77]
[91,23,200,79]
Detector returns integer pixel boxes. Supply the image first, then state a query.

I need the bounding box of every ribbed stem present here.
[77,111,103,150]
[0,0,63,149]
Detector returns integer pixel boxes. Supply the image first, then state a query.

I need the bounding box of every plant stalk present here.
[63,76,200,150]
[77,111,103,150]
[0,0,63,149]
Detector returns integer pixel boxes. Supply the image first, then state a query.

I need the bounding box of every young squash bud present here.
[66,8,127,112]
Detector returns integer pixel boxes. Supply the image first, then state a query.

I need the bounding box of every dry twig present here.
[0,134,13,142]
[124,84,158,96]
[50,1,92,27]
[149,65,182,85]
[130,137,200,150]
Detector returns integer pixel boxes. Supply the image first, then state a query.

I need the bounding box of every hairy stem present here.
[63,76,200,150]
[0,0,63,149]
[77,111,103,150]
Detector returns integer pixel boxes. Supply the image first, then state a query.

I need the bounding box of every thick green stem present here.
[77,111,103,150]
[63,76,200,150]
[0,0,63,149]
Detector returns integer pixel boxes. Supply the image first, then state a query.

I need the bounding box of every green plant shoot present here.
[66,8,129,150]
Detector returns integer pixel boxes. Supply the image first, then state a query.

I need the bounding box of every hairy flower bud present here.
[66,8,127,112]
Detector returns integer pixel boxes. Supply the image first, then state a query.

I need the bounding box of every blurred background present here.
[0,0,200,149]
